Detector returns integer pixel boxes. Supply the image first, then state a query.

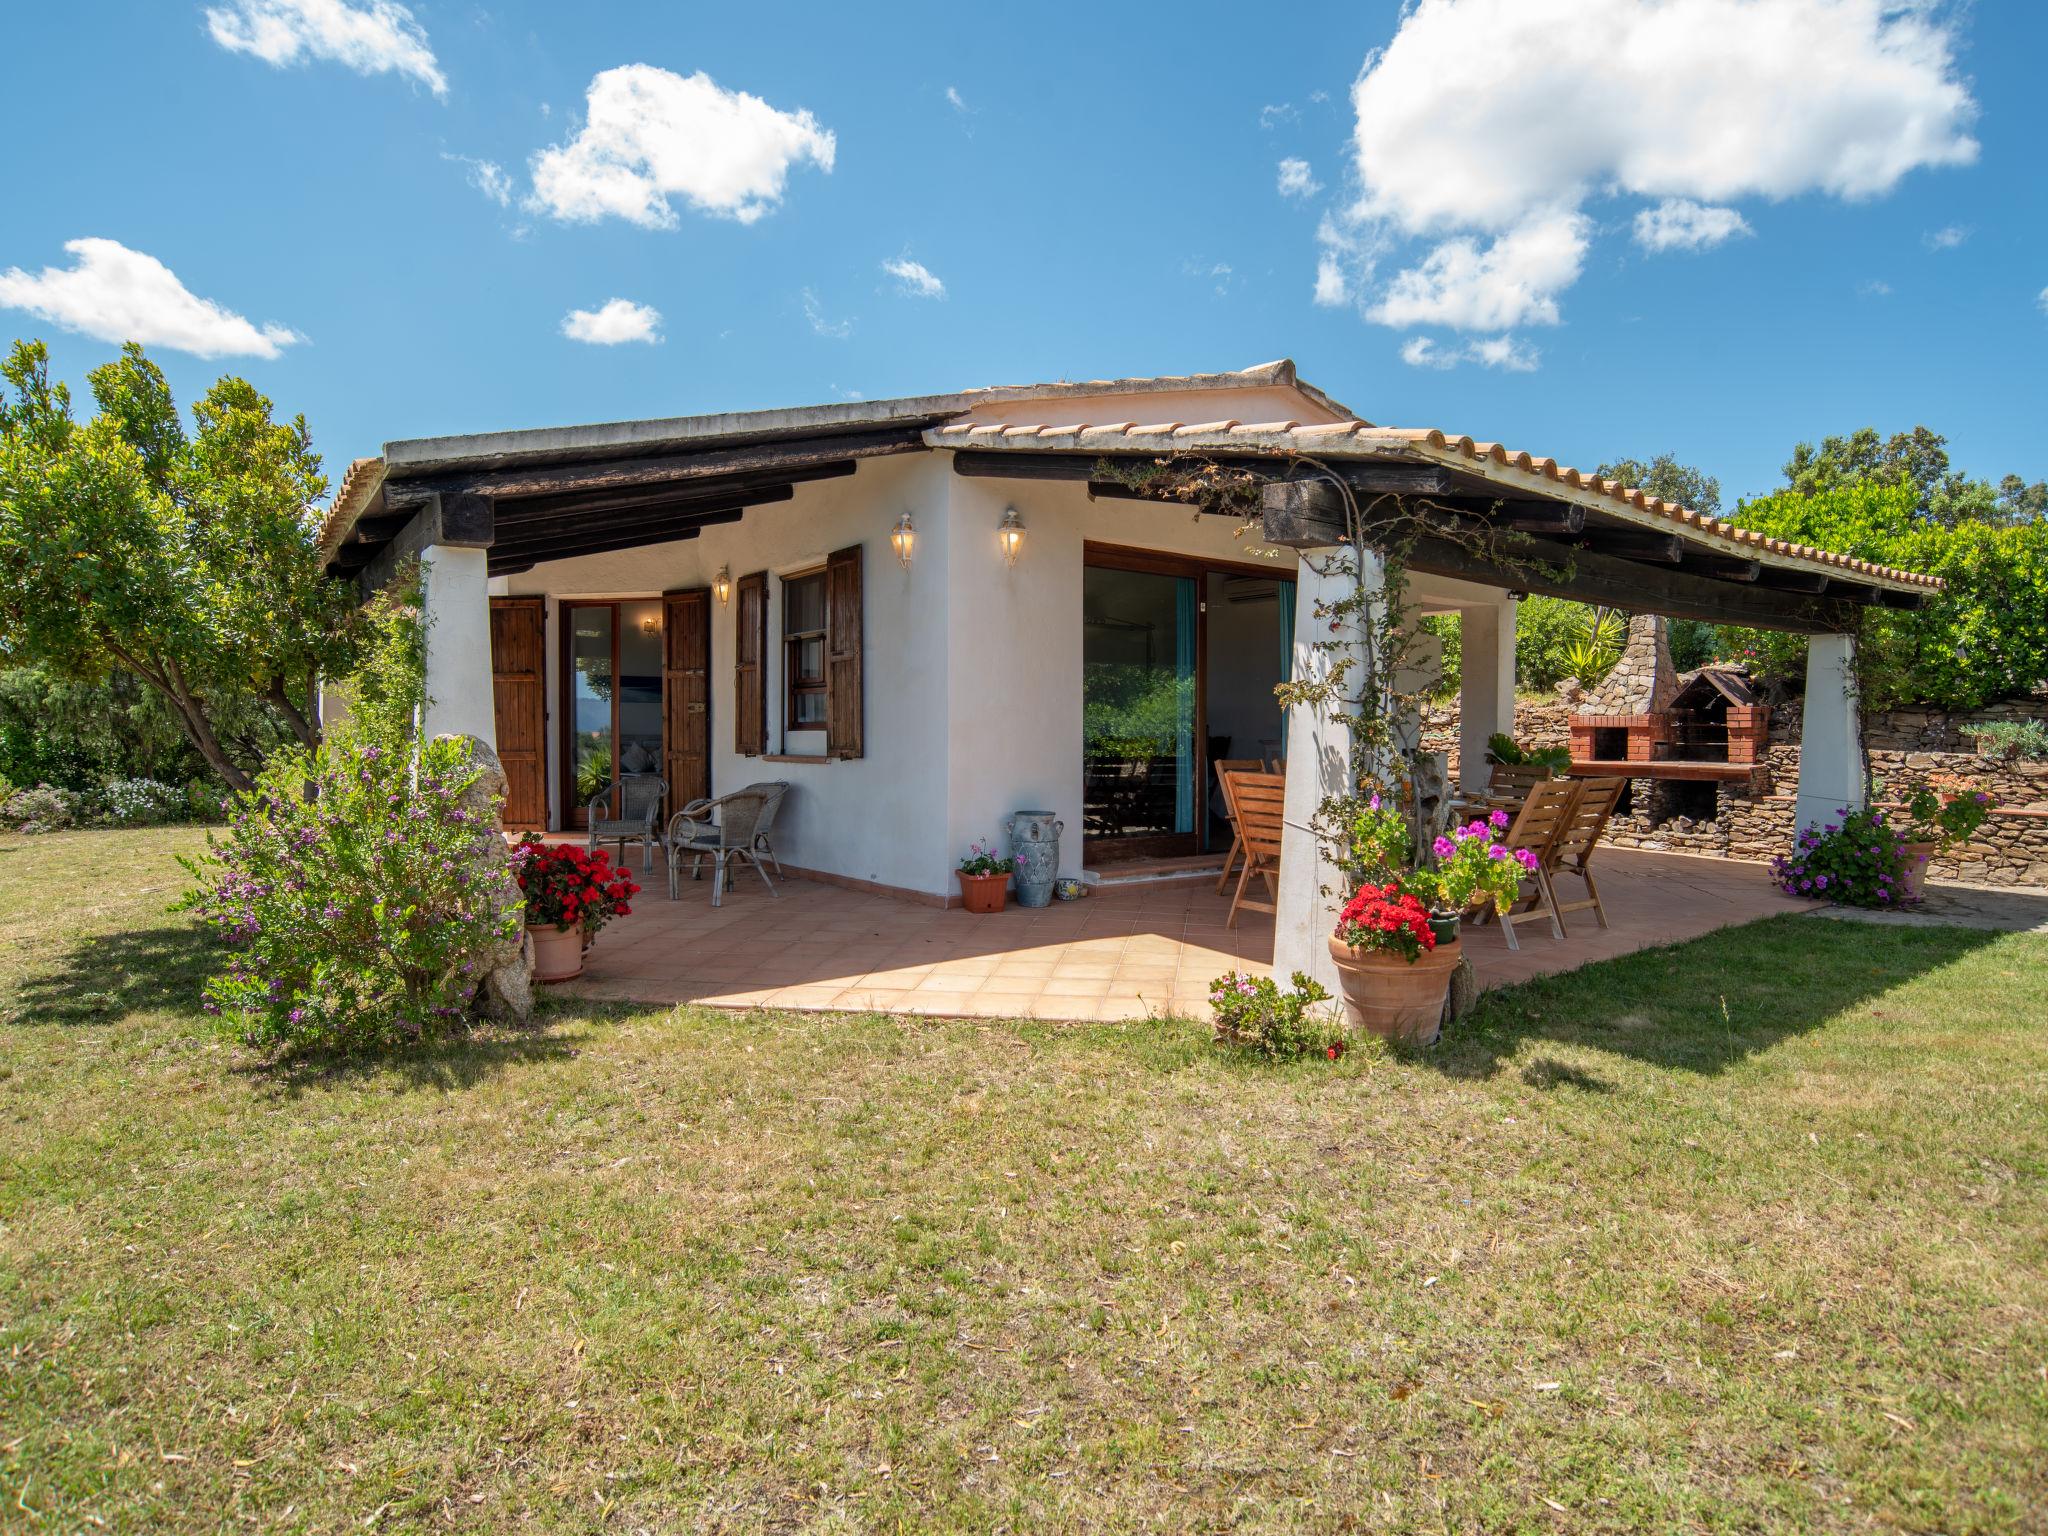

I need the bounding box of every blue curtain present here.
[1276,579,1297,753]
[1174,577,1197,834]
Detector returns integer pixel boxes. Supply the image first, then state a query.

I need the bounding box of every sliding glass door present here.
[1082,564,1198,860]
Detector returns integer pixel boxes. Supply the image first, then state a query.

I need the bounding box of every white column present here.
[420,543,498,748]
[1458,597,1517,792]
[1273,545,1382,993]
[1793,632,1863,832]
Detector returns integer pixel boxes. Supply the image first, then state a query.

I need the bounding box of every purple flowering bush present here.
[180,734,523,1052]
[1416,810,1533,915]
[1208,970,1344,1059]
[1769,807,1914,908]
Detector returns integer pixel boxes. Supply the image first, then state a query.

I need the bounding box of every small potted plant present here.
[1897,778,1995,901]
[511,838,640,981]
[1327,882,1461,1046]
[956,839,1015,914]
[1421,810,1536,942]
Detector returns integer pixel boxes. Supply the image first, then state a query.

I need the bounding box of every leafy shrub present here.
[1561,606,1624,688]
[180,735,523,1053]
[1486,732,1571,774]
[91,776,191,826]
[1513,596,1592,693]
[1416,812,1533,915]
[1209,970,1345,1059]
[1972,721,2048,764]
[1897,779,1994,850]
[2,782,79,832]
[1769,807,1912,907]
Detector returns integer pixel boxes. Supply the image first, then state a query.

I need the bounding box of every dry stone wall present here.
[1419,694,2048,889]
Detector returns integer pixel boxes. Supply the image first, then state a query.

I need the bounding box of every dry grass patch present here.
[1,828,2044,1532]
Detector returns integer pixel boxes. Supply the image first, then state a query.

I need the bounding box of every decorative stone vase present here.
[1899,840,1937,903]
[1326,935,1462,1047]
[528,923,585,983]
[1006,810,1065,909]
[957,871,1010,914]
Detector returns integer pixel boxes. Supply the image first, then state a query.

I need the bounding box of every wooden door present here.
[663,588,711,815]
[489,597,547,830]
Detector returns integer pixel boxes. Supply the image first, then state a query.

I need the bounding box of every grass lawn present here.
[3,827,2045,1533]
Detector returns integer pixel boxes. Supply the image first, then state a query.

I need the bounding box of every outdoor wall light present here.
[890,510,916,568]
[998,507,1025,567]
[714,565,732,604]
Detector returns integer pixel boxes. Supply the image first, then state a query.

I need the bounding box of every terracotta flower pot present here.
[957,871,1010,914]
[1899,840,1936,903]
[1326,935,1461,1047]
[528,922,585,983]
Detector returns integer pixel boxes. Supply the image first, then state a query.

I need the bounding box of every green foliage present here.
[1666,618,1720,672]
[1896,780,1994,851]
[0,339,362,790]
[1783,424,2044,529]
[180,732,522,1054]
[1512,595,1594,692]
[1486,732,1571,774]
[957,839,1015,877]
[1713,479,2048,709]
[1971,720,2048,764]
[1770,807,1913,907]
[1083,667,1193,759]
[1421,612,1461,699]
[1594,453,1721,517]
[326,571,424,745]
[1561,606,1624,688]
[1207,970,1344,1059]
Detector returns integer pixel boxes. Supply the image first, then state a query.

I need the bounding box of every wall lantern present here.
[890,510,916,568]
[714,565,732,605]
[998,507,1025,567]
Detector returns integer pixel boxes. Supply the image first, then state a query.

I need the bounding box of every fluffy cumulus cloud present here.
[529,65,835,228]
[561,298,662,345]
[1277,158,1320,198]
[1633,198,1752,252]
[882,257,945,299]
[1319,0,1978,363]
[0,238,301,359]
[204,0,446,96]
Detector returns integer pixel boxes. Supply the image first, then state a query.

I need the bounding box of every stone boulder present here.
[435,733,534,1025]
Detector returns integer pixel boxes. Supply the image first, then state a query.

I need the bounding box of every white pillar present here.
[1794,632,1863,832]
[420,543,498,748]
[1273,545,1382,994]
[1458,597,1517,792]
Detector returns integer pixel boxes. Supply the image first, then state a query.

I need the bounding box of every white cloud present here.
[0,238,301,359]
[1633,198,1752,253]
[1277,158,1321,198]
[1858,278,1893,297]
[1923,224,1969,250]
[561,298,662,345]
[945,86,967,111]
[2039,286,2048,317]
[802,288,851,339]
[1258,102,1298,129]
[529,64,835,228]
[1368,208,1589,330]
[882,256,945,299]
[204,0,445,96]
[1400,333,1538,371]
[443,153,512,206]
[1326,0,1977,332]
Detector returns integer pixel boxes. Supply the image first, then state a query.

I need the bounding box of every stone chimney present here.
[1571,614,1679,765]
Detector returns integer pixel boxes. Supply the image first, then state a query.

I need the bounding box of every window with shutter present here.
[825,544,863,759]
[734,570,768,755]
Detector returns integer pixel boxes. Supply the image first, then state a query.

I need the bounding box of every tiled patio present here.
[558,847,1819,1020]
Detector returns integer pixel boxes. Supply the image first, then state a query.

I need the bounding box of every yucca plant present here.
[1563,606,1625,687]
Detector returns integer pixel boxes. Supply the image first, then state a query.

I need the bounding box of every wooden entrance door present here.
[488,596,547,830]
[663,588,711,815]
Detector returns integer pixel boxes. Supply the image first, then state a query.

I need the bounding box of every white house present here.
[319,360,1938,988]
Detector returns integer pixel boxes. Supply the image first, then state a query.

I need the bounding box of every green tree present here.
[0,339,360,791]
[1782,424,2044,528]
[1594,453,1721,516]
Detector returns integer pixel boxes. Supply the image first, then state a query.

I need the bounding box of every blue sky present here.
[3,0,2043,507]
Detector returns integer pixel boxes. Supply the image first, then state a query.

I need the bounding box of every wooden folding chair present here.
[1547,776,1625,932]
[1480,778,1582,950]
[1487,762,1554,803]
[1211,758,1265,895]
[1223,769,1286,929]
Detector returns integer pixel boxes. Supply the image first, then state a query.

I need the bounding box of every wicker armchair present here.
[587,773,666,872]
[665,785,781,906]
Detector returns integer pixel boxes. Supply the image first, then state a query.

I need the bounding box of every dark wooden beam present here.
[1875,587,1931,610]
[1259,479,1348,547]
[486,507,744,571]
[952,450,1457,499]
[385,425,924,504]
[500,460,853,519]
[1577,529,1684,564]
[491,485,793,552]
[1679,554,1762,583]
[1487,500,1586,536]
[346,492,494,594]
[1754,567,1831,595]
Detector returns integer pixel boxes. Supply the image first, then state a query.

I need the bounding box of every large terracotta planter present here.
[528,923,585,983]
[957,871,1010,914]
[1327,935,1462,1047]
[1899,840,1937,903]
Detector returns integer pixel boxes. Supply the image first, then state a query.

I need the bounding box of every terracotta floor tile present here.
[913,972,985,995]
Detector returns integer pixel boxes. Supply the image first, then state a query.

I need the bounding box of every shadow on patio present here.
[558,846,1826,1023]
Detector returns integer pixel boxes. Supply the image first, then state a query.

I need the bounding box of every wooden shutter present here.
[734,570,768,756]
[825,543,863,759]
[663,587,710,813]
[488,597,546,830]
